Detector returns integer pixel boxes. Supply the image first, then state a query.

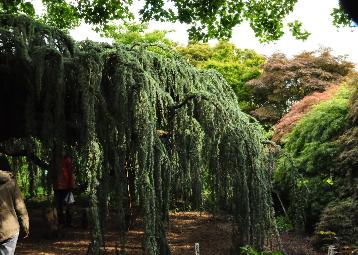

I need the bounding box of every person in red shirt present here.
[54,154,76,227]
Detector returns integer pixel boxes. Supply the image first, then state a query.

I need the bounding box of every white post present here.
[327,245,336,255]
[194,243,200,255]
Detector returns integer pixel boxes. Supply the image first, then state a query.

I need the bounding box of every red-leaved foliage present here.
[272,85,340,144]
[247,49,354,126]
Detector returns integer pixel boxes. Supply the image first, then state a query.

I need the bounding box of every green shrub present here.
[240,245,284,255]
[274,86,353,231]
[275,215,293,233]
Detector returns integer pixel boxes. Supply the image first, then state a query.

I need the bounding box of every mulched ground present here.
[16,205,327,255]
[16,205,232,255]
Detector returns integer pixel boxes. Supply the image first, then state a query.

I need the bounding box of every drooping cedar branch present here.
[169,94,199,111]
[0,147,49,169]
[168,93,220,116]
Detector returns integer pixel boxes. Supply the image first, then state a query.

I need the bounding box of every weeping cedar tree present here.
[0,15,278,254]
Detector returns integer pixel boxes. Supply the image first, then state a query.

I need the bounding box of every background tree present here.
[101,22,174,46]
[101,22,177,56]
[178,41,265,111]
[246,49,354,127]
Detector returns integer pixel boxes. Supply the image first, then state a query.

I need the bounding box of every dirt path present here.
[16,207,232,255]
[16,206,326,255]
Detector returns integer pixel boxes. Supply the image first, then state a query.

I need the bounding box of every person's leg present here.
[65,205,73,227]
[0,233,19,255]
[55,190,66,225]
[64,190,73,227]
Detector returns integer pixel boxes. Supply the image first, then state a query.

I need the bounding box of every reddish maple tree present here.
[247,49,354,126]
[272,85,340,143]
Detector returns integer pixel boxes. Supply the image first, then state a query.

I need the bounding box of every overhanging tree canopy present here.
[1,0,356,44]
[2,0,354,42]
[0,15,277,254]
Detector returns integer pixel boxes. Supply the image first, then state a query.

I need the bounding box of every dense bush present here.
[314,198,358,248]
[274,84,353,232]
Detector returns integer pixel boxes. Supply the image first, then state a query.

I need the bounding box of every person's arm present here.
[13,182,29,237]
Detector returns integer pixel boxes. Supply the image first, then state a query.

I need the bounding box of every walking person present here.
[0,155,29,255]
[54,154,76,227]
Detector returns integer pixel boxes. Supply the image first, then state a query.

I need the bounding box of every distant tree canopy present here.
[246,49,354,127]
[100,22,177,56]
[101,22,174,46]
[0,0,354,42]
[177,41,265,112]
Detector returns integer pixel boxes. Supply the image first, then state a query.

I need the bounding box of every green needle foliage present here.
[0,15,277,254]
[275,81,357,235]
